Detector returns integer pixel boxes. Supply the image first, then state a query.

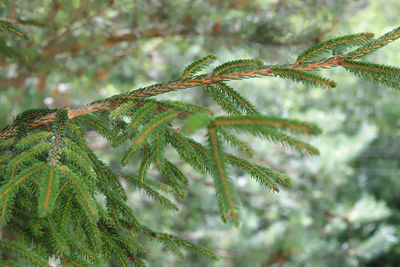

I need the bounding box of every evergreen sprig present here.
[0,240,48,267]
[1,26,400,266]
[182,54,216,79]
[296,32,374,64]
[0,21,28,39]
[212,114,322,135]
[339,60,400,89]
[270,67,337,88]
[213,59,263,76]
[346,26,400,59]
[207,125,239,222]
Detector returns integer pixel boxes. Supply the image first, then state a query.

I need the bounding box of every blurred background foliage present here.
[1,0,400,266]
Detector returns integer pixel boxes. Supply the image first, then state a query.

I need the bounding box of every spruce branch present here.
[0,57,369,140]
[213,59,263,76]
[225,154,280,192]
[37,166,59,217]
[138,153,152,184]
[152,232,217,260]
[0,162,46,203]
[346,26,400,59]
[182,54,216,79]
[207,125,239,222]
[121,110,179,166]
[203,84,242,115]
[162,166,185,198]
[339,60,400,89]
[214,81,258,114]
[212,115,322,135]
[218,128,253,157]
[1,26,400,265]
[0,21,28,39]
[152,130,167,168]
[156,100,213,115]
[0,240,48,267]
[251,128,320,156]
[0,35,379,142]
[270,67,337,88]
[117,172,179,211]
[295,32,374,64]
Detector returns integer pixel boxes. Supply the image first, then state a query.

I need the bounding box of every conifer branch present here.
[127,102,157,131]
[0,240,48,267]
[138,154,152,184]
[213,59,263,76]
[270,67,337,88]
[0,53,351,141]
[346,26,400,59]
[0,21,28,39]
[207,125,239,222]
[111,100,139,118]
[257,128,320,155]
[218,128,253,157]
[339,60,400,89]
[156,100,213,115]
[38,166,59,216]
[203,84,241,115]
[0,162,46,202]
[1,26,400,265]
[55,165,97,218]
[117,172,179,211]
[212,115,321,135]
[182,54,216,79]
[225,154,280,192]
[0,55,366,141]
[215,82,258,114]
[295,32,374,64]
[153,232,217,260]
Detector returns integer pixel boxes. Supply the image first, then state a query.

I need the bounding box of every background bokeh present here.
[1,0,399,266]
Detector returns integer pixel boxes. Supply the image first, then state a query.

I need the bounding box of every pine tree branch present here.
[1,21,399,266]
[0,56,345,140]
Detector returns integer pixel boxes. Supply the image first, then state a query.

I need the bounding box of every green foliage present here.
[296,32,374,64]
[73,114,115,142]
[203,82,259,115]
[212,114,322,135]
[225,154,290,191]
[182,54,216,79]
[119,172,178,211]
[347,26,400,59]
[270,67,337,88]
[213,59,263,76]
[207,126,240,222]
[0,24,400,266]
[0,240,48,267]
[37,166,59,217]
[217,128,253,157]
[339,60,400,89]
[0,21,28,39]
